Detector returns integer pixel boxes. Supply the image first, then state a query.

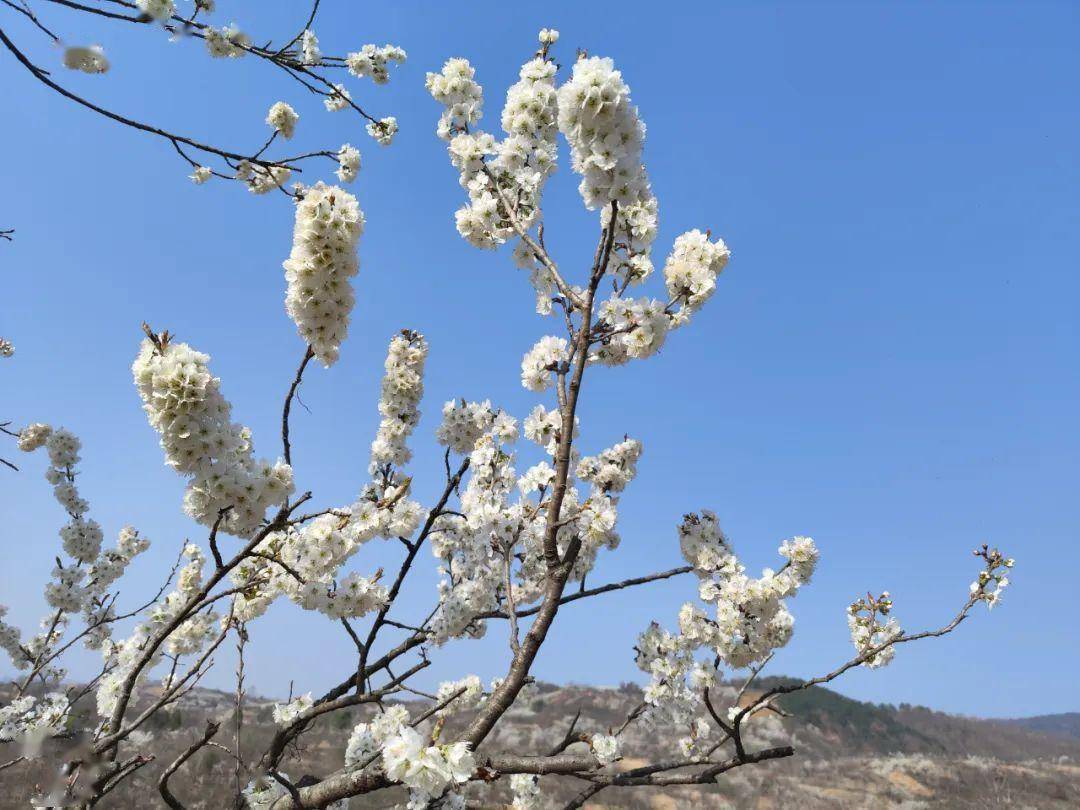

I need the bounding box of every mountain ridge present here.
[3,679,1078,807]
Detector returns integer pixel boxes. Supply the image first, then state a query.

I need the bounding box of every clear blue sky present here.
[2,1,1076,718]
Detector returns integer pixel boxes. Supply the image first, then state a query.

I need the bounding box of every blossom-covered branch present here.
[1,0,403,196]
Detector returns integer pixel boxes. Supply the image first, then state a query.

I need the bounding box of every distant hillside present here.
[2,679,1078,808]
[755,676,946,756]
[1001,713,1080,741]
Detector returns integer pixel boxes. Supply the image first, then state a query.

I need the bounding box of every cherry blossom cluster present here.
[3,426,151,689]
[516,455,624,595]
[590,297,671,365]
[434,674,486,716]
[205,25,251,59]
[20,428,92,613]
[154,545,218,659]
[82,527,151,651]
[441,131,502,248]
[492,50,559,219]
[690,518,818,669]
[132,337,294,536]
[591,732,621,765]
[510,774,541,809]
[297,568,389,620]
[344,704,410,767]
[577,437,643,494]
[0,337,12,357]
[777,535,821,585]
[17,422,51,452]
[430,33,734,375]
[428,32,560,282]
[43,565,86,614]
[96,542,219,719]
[266,101,299,139]
[62,45,109,74]
[342,702,475,808]
[369,330,428,475]
[636,634,788,758]
[189,165,212,184]
[428,431,517,642]
[236,160,291,195]
[436,399,517,455]
[520,335,568,391]
[0,692,69,748]
[970,544,1013,609]
[588,227,729,367]
[345,44,407,84]
[634,620,722,752]
[429,421,637,642]
[629,514,818,753]
[18,425,102,564]
[663,229,731,315]
[241,776,287,810]
[428,414,619,639]
[324,84,352,112]
[135,0,174,22]
[558,55,658,285]
[0,606,23,669]
[367,116,399,146]
[846,591,901,669]
[229,515,389,623]
[299,30,321,64]
[382,728,474,808]
[335,143,361,183]
[426,58,484,141]
[522,403,576,456]
[283,182,365,365]
[557,55,647,210]
[350,485,426,547]
[272,692,313,725]
[6,615,65,685]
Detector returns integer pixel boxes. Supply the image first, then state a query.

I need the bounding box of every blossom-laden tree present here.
[0,8,1013,809]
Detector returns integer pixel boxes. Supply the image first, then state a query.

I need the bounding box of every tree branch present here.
[282,346,315,467]
[159,720,221,810]
[477,565,693,620]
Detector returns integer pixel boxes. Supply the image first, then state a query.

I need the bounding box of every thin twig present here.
[477,565,694,620]
[282,346,315,467]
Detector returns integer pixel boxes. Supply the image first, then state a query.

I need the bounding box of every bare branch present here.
[0,27,311,173]
[159,720,221,810]
[478,565,694,620]
[354,457,470,689]
[282,346,315,467]
[0,756,26,772]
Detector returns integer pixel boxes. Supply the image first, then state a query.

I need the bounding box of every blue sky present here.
[1,1,1076,718]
